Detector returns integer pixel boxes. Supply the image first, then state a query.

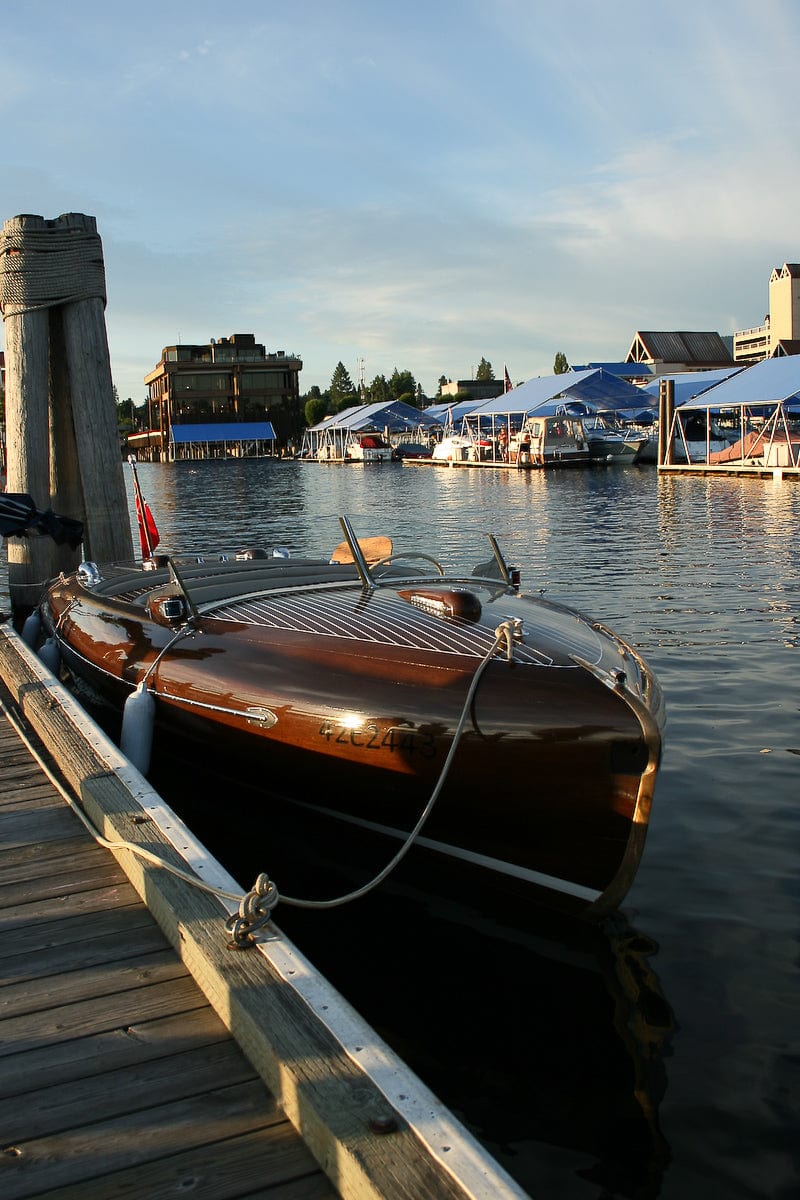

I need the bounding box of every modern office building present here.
[439,378,505,402]
[131,334,303,461]
[733,263,800,363]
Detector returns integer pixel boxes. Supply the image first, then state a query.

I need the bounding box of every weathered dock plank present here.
[2,1080,300,1200]
[0,1005,231,1101]
[0,669,336,1199]
[0,902,163,967]
[0,946,188,1020]
[25,1125,337,1200]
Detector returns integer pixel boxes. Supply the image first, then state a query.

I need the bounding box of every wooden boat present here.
[39,517,665,915]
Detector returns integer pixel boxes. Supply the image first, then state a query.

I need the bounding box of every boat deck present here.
[0,705,337,1200]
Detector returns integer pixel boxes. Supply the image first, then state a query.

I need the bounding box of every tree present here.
[368,374,391,405]
[553,352,569,375]
[116,396,135,433]
[304,395,328,427]
[329,362,356,410]
[475,357,494,381]
[389,368,417,403]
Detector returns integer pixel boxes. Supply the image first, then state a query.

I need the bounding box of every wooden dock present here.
[0,682,337,1198]
[0,620,528,1200]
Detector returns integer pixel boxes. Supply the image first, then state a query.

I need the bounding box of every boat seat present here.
[330,535,392,565]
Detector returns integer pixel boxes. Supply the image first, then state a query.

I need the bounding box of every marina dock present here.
[0,697,335,1199]
[0,621,528,1200]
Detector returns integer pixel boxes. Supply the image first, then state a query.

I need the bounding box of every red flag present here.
[129,457,160,558]
[504,365,513,393]
[134,492,160,558]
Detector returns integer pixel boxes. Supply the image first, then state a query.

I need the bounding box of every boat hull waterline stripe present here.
[282,797,603,903]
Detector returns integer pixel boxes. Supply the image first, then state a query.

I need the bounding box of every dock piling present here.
[0,212,134,611]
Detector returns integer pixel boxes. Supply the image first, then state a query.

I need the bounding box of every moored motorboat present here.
[345,434,394,462]
[431,434,480,463]
[39,518,665,915]
[582,415,648,464]
[511,415,591,467]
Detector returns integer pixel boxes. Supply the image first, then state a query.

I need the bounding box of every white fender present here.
[120,681,156,775]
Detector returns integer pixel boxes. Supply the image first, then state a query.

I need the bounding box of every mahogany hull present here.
[41,553,664,913]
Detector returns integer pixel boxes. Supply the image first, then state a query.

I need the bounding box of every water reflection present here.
[149,753,676,1200]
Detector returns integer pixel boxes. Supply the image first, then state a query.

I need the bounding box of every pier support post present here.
[0,212,134,610]
[658,378,675,468]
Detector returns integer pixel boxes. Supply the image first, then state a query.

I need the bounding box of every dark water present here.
[6,459,799,1198]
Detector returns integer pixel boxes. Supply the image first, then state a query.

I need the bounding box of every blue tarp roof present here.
[571,361,655,378]
[170,421,276,443]
[465,369,646,416]
[642,368,741,407]
[423,400,485,423]
[308,401,438,433]
[676,357,800,409]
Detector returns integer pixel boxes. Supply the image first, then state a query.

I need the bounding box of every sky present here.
[2,0,799,403]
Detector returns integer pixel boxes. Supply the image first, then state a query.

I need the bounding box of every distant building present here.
[625,331,733,375]
[132,334,303,461]
[440,378,504,402]
[733,263,800,364]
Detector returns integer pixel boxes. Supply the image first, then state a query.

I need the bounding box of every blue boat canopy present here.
[308,401,438,434]
[466,369,646,417]
[423,400,484,424]
[641,368,741,407]
[674,357,800,410]
[571,361,655,380]
[170,421,276,444]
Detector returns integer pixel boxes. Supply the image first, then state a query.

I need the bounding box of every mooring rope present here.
[0,616,521,945]
[0,224,107,316]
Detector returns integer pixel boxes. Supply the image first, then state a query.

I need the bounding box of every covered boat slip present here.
[301,400,438,462]
[425,369,647,469]
[655,357,800,478]
[126,420,279,463]
[0,622,529,1200]
[168,419,278,461]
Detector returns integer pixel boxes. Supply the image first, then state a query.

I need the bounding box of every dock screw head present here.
[368,1115,399,1135]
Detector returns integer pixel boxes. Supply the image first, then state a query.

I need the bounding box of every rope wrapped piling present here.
[0,213,134,608]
